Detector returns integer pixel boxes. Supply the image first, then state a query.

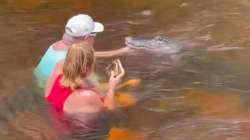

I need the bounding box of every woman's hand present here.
[105,60,125,109]
[109,59,125,89]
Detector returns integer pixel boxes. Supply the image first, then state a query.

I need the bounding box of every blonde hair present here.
[61,42,95,90]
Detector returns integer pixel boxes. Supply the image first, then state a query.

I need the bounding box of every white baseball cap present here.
[65,14,104,37]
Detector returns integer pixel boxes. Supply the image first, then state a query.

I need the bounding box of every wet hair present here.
[61,42,95,90]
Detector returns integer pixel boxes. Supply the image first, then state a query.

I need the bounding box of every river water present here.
[1,0,250,140]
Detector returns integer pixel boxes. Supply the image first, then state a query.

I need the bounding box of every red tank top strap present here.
[46,74,72,111]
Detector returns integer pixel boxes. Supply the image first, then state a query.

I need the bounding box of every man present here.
[34,14,131,87]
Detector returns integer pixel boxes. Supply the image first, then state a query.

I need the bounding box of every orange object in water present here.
[95,78,141,92]
[115,92,137,107]
[118,78,141,89]
[108,127,145,140]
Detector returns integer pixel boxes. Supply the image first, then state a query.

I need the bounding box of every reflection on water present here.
[146,89,250,140]
[1,0,250,139]
[5,111,57,140]
[184,89,250,119]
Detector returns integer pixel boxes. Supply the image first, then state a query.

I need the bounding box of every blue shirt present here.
[34,45,99,88]
[34,45,67,87]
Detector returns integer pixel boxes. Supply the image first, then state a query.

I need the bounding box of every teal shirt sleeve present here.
[34,46,67,88]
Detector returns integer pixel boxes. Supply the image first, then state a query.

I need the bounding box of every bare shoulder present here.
[72,89,103,102]
[63,89,105,113]
[78,89,99,97]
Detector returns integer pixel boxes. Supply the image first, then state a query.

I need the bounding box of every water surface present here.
[1,0,250,139]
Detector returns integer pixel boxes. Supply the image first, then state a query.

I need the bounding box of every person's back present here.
[34,43,67,87]
[34,33,95,87]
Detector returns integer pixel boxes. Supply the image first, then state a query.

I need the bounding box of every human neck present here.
[62,33,86,46]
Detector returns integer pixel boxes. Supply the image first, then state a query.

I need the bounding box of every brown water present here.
[1,0,250,139]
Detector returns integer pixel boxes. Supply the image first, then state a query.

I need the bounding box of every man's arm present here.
[95,47,132,58]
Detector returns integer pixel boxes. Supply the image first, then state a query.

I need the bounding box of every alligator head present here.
[125,36,183,54]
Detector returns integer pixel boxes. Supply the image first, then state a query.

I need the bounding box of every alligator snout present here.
[124,35,183,53]
[125,36,133,46]
[125,36,147,49]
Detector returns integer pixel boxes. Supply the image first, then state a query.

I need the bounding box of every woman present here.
[44,42,124,113]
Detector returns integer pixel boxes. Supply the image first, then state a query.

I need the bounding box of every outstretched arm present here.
[95,47,132,58]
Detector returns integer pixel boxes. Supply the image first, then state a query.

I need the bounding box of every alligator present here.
[125,35,243,53]
[125,36,183,54]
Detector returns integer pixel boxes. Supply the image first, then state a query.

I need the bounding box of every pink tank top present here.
[46,75,72,111]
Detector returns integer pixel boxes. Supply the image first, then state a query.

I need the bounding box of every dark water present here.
[1,0,250,139]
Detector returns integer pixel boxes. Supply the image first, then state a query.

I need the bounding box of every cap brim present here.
[93,22,104,33]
